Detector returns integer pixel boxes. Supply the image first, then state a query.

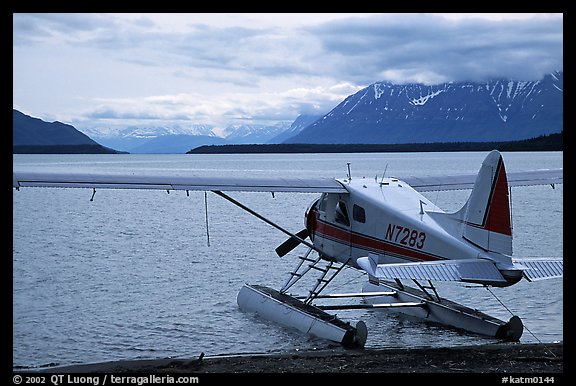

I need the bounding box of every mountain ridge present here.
[13,72,563,153]
[82,122,292,153]
[12,110,124,154]
[285,72,563,144]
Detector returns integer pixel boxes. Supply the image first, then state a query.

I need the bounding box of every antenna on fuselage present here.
[347,162,352,180]
[380,163,389,184]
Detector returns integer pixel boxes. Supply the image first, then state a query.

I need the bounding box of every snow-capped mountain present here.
[79,124,219,153]
[285,71,563,144]
[268,114,322,144]
[78,120,299,152]
[80,124,217,140]
[71,71,562,152]
[222,122,292,144]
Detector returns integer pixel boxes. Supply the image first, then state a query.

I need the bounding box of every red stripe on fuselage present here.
[315,220,443,262]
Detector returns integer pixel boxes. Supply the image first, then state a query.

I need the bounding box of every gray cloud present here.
[14,13,563,84]
[13,13,116,45]
[86,106,189,121]
[13,13,563,130]
[13,13,320,81]
[306,13,563,83]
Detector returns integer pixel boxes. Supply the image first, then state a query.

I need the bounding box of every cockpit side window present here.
[318,193,328,212]
[335,200,350,226]
[353,204,366,223]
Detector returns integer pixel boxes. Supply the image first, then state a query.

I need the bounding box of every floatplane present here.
[13,150,562,347]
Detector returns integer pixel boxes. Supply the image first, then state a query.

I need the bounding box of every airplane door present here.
[317,193,352,260]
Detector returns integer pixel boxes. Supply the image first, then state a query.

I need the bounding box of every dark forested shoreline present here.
[188,132,562,154]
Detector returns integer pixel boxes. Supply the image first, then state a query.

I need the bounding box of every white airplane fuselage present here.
[305,177,522,286]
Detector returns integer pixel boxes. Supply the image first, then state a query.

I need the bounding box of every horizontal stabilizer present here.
[513,258,563,281]
[356,256,507,284]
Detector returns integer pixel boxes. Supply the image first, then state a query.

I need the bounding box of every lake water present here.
[12,152,563,369]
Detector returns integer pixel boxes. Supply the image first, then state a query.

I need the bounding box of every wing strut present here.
[212,191,319,254]
[204,192,211,247]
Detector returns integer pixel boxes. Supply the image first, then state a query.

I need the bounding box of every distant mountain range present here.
[221,122,291,144]
[13,72,562,153]
[80,125,222,154]
[286,71,563,144]
[82,122,292,153]
[269,114,323,143]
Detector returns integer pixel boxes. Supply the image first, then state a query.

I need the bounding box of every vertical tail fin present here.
[456,150,513,255]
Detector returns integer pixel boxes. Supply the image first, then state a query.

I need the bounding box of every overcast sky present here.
[12,13,563,132]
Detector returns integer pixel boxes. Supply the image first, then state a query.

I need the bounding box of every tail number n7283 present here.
[385,224,426,249]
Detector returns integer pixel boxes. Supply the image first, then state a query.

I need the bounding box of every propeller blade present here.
[275,228,309,257]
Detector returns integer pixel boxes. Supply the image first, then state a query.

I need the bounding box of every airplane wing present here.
[356,256,508,285]
[14,167,561,194]
[12,171,348,193]
[402,169,563,192]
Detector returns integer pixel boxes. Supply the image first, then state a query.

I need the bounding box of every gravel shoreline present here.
[33,342,563,374]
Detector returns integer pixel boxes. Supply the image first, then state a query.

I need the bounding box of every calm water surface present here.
[13,152,563,368]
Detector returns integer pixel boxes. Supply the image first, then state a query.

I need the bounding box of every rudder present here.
[457,150,513,255]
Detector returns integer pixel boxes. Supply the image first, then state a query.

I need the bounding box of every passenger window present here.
[353,204,366,223]
[335,201,350,226]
